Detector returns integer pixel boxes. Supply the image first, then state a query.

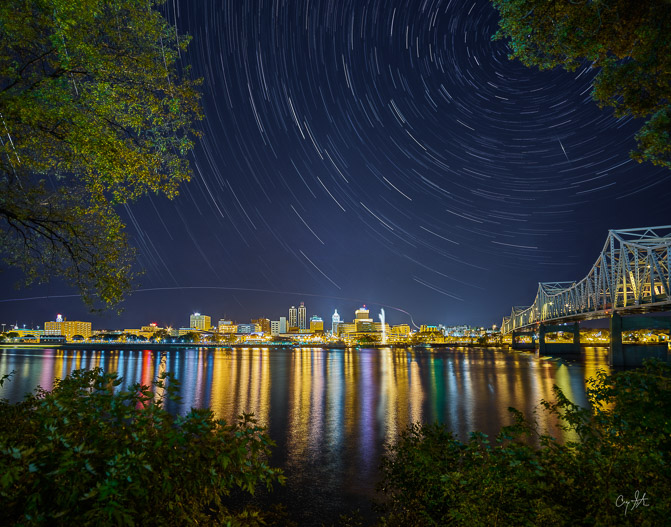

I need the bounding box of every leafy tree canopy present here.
[378,360,671,525]
[492,0,671,169]
[0,0,201,308]
[0,368,284,526]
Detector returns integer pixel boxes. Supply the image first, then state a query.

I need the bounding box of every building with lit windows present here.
[218,320,236,333]
[298,302,307,330]
[288,306,297,329]
[354,306,375,332]
[44,314,92,341]
[331,309,341,334]
[251,318,271,334]
[309,315,324,333]
[190,313,211,331]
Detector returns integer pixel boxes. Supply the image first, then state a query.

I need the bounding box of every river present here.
[0,346,610,524]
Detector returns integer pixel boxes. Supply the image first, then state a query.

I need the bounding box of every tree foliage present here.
[0,0,201,308]
[492,0,671,170]
[0,368,284,526]
[378,360,671,526]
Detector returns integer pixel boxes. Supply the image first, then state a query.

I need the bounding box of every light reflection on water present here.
[0,346,610,524]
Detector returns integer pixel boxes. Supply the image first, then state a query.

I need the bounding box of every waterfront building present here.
[237,323,260,334]
[124,323,161,339]
[252,318,271,334]
[309,315,324,333]
[279,316,288,333]
[354,306,375,333]
[270,320,280,336]
[390,325,411,337]
[374,322,391,335]
[218,320,236,333]
[189,313,211,331]
[289,306,297,328]
[44,315,92,341]
[331,309,341,334]
[298,302,307,330]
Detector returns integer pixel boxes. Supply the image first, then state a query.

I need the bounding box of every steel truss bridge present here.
[502,226,671,334]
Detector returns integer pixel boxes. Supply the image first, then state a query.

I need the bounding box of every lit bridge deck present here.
[502,226,671,334]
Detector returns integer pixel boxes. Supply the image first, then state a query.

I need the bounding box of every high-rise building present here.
[44,315,92,341]
[309,315,324,333]
[270,320,280,336]
[354,306,374,332]
[298,302,307,330]
[355,306,370,320]
[289,306,297,328]
[331,309,341,334]
[251,318,271,334]
[279,316,288,333]
[190,313,211,331]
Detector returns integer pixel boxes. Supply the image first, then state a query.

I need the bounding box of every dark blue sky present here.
[0,0,669,330]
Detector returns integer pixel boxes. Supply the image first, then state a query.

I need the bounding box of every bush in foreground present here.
[0,368,284,526]
[378,360,671,526]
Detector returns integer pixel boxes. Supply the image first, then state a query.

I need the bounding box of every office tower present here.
[279,316,288,333]
[298,301,307,330]
[190,313,211,331]
[289,306,297,328]
[310,315,324,332]
[251,318,271,333]
[331,309,341,334]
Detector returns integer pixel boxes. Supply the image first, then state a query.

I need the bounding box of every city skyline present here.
[0,0,669,329]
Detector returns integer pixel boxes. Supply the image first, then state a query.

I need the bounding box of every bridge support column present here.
[539,325,546,355]
[609,314,671,367]
[511,330,537,351]
[538,323,581,356]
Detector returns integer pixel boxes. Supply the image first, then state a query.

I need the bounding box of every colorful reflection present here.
[0,346,611,518]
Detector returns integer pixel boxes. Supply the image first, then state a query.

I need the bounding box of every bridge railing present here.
[502,226,671,334]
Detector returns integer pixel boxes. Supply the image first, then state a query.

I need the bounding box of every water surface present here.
[0,346,610,524]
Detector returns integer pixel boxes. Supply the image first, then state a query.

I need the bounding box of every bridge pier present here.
[511,330,537,350]
[610,313,670,367]
[539,323,581,356]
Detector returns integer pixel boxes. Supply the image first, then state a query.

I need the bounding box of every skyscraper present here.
[331,309,341,334]
[298,301,307,330]
[289,306,297,329]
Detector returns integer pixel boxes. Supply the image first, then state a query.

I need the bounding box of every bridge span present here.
[501,226,671,366]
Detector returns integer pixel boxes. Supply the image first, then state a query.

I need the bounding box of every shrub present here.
[0,368,284,526]
[378,360,671,526]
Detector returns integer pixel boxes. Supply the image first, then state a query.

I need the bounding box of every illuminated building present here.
[289,306,297,328]
[331,309,341,334]
[309,315,324,333]
[189,313,211,331]
[355,306,370,320]
[123,323,161,339]
[279,316,288,333]
[298,302,307,330]
[271,320,280,336]
[252,318,271,333]
[44,314,92,341]
[374,322,391,334]
[391,325,411,336]
[237,323,260,334]
[218,320,236,333]
[354,306,374,332]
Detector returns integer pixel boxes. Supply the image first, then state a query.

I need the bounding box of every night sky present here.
[1,0,669,331]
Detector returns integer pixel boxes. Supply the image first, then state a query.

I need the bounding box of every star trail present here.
[1,0,669,328]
